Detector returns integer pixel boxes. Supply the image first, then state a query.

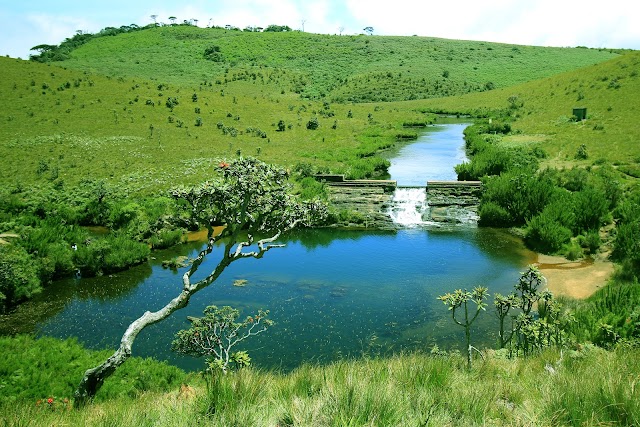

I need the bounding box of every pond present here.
[4,123,536,372]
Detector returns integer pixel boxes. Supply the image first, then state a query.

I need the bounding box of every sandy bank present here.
[534,254,614,299]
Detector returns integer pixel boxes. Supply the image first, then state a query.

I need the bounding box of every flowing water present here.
[2,122,536,371]
[384,122,471,227]
[387,187,431,226]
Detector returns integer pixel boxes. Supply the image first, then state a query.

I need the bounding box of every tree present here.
[172,305,273,374]
[437,286,488,370]
[169,16,177,25]
[150,15,158,26]
[363,26,374,36]
[494,292,518,348]
[73,157,327,406]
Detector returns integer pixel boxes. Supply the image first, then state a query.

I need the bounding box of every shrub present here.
[575,144,589,160]
[478,201,511,226]
[306,117,319,130]
[562,240,584,260]
[204,45,224,62]
[525,211,573,253]
[0,244,41,311]
[572,186,609,233]
[108,202,141,229]
[148,228,184,249]
[0,335,185,401]
[480,171,557,227]
[298,177,327,200]
[73,233,150,276]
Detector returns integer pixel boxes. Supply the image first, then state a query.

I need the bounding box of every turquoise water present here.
[24,123,534,371]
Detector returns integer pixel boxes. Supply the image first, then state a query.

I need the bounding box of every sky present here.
[0,0,638,60]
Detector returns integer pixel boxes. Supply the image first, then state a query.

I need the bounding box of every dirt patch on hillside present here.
[534,254,614,299]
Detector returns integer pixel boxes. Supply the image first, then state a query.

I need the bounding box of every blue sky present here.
[1,0,638,60]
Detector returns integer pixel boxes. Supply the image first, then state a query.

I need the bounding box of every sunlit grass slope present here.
[0,56,423,194]
[60,26,617,102]
[0,32,624,196]
[410,51,640,171]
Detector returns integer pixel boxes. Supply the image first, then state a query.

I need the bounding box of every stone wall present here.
[426,181,482,223]
[316,175,482,227]
[325,182,396,228]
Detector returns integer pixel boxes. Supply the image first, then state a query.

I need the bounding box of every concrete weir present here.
[315,175,482,226]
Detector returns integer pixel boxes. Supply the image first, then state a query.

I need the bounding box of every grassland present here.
[2,24,640,424]
[408,51,640,173]
[0,26,628,195]
[59,26,618,102]
[2,339,638,426]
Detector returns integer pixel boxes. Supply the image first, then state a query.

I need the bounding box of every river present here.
[1,123,536,372]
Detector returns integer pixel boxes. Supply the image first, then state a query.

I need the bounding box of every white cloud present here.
[1,0,637,60]
[343,0,639,48]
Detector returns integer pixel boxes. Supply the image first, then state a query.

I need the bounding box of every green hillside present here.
[408,50,640,170]
[51,25,617,102]
[2,26,640,423]
[0,26,624,195]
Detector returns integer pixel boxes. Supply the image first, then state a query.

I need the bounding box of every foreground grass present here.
[2,345,638,426]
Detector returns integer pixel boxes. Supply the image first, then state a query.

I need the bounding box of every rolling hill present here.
[0,25,629,195]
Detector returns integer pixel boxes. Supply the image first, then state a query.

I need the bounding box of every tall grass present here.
[2,345,639,426]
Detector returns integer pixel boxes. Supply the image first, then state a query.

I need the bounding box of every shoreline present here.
[534,253,614,299]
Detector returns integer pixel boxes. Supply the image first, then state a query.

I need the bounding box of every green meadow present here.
[1,24,640,425]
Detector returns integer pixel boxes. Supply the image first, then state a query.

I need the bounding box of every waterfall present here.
[387,187,430,226]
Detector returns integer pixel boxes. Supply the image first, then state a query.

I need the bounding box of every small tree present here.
[494,292,518,348]
[73,157,327,406]
[438,286,489,369]
[363,26,374,36]
[277,119,286,132]
[172,305,273,374]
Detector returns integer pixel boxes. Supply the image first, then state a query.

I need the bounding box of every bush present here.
[525,211,573,253]
[562,240,584,260]
[480,171,557,227]
[345,157,390,179]
[306,117,319,130]
[298,177,327,200]
[572,186,609,233]
[478,201,511,226]
[73,233,150,276]
[0,244,41,311]
[0,335,186,402]
[149,228,184,249]
[108,202,141,229]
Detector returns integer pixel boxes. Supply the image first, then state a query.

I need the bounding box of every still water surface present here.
[27,123,533,371]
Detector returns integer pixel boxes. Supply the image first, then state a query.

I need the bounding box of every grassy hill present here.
[57,26,618,102]
[0,26,625,195]
[407,51,640,172]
